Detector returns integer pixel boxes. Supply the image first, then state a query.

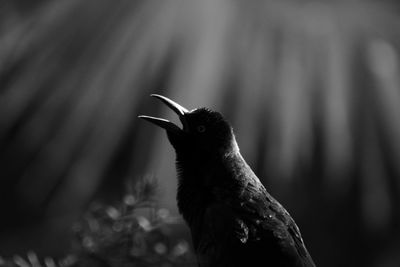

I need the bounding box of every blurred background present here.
[1,0,400,266]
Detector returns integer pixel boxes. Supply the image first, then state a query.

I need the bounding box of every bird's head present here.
[139,95,238,159]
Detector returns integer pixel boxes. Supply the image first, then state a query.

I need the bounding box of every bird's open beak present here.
[138,94,189,134]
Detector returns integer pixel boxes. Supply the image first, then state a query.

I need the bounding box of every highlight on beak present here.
[138,94,189,134]
[150,94,189,116]
[138,115,182,133]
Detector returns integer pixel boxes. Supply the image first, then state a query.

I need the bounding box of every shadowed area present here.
[1,0,400,266]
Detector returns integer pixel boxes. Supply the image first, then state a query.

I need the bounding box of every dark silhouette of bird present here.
[139,94,316,267]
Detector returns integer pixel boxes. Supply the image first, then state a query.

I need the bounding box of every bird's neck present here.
[175,153,221,224]
[175,145,255,226]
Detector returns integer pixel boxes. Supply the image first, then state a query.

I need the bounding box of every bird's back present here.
[187,152,316,267]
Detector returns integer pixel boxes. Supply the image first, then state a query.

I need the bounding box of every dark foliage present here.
[0,178,196,267]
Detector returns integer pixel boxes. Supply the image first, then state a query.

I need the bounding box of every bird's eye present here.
[197,125,206,133]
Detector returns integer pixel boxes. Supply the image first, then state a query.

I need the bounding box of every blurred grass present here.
[1,0,400,266]
[0,177,196,267]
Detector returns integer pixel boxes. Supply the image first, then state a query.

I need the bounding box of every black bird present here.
[139,95,316,267]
